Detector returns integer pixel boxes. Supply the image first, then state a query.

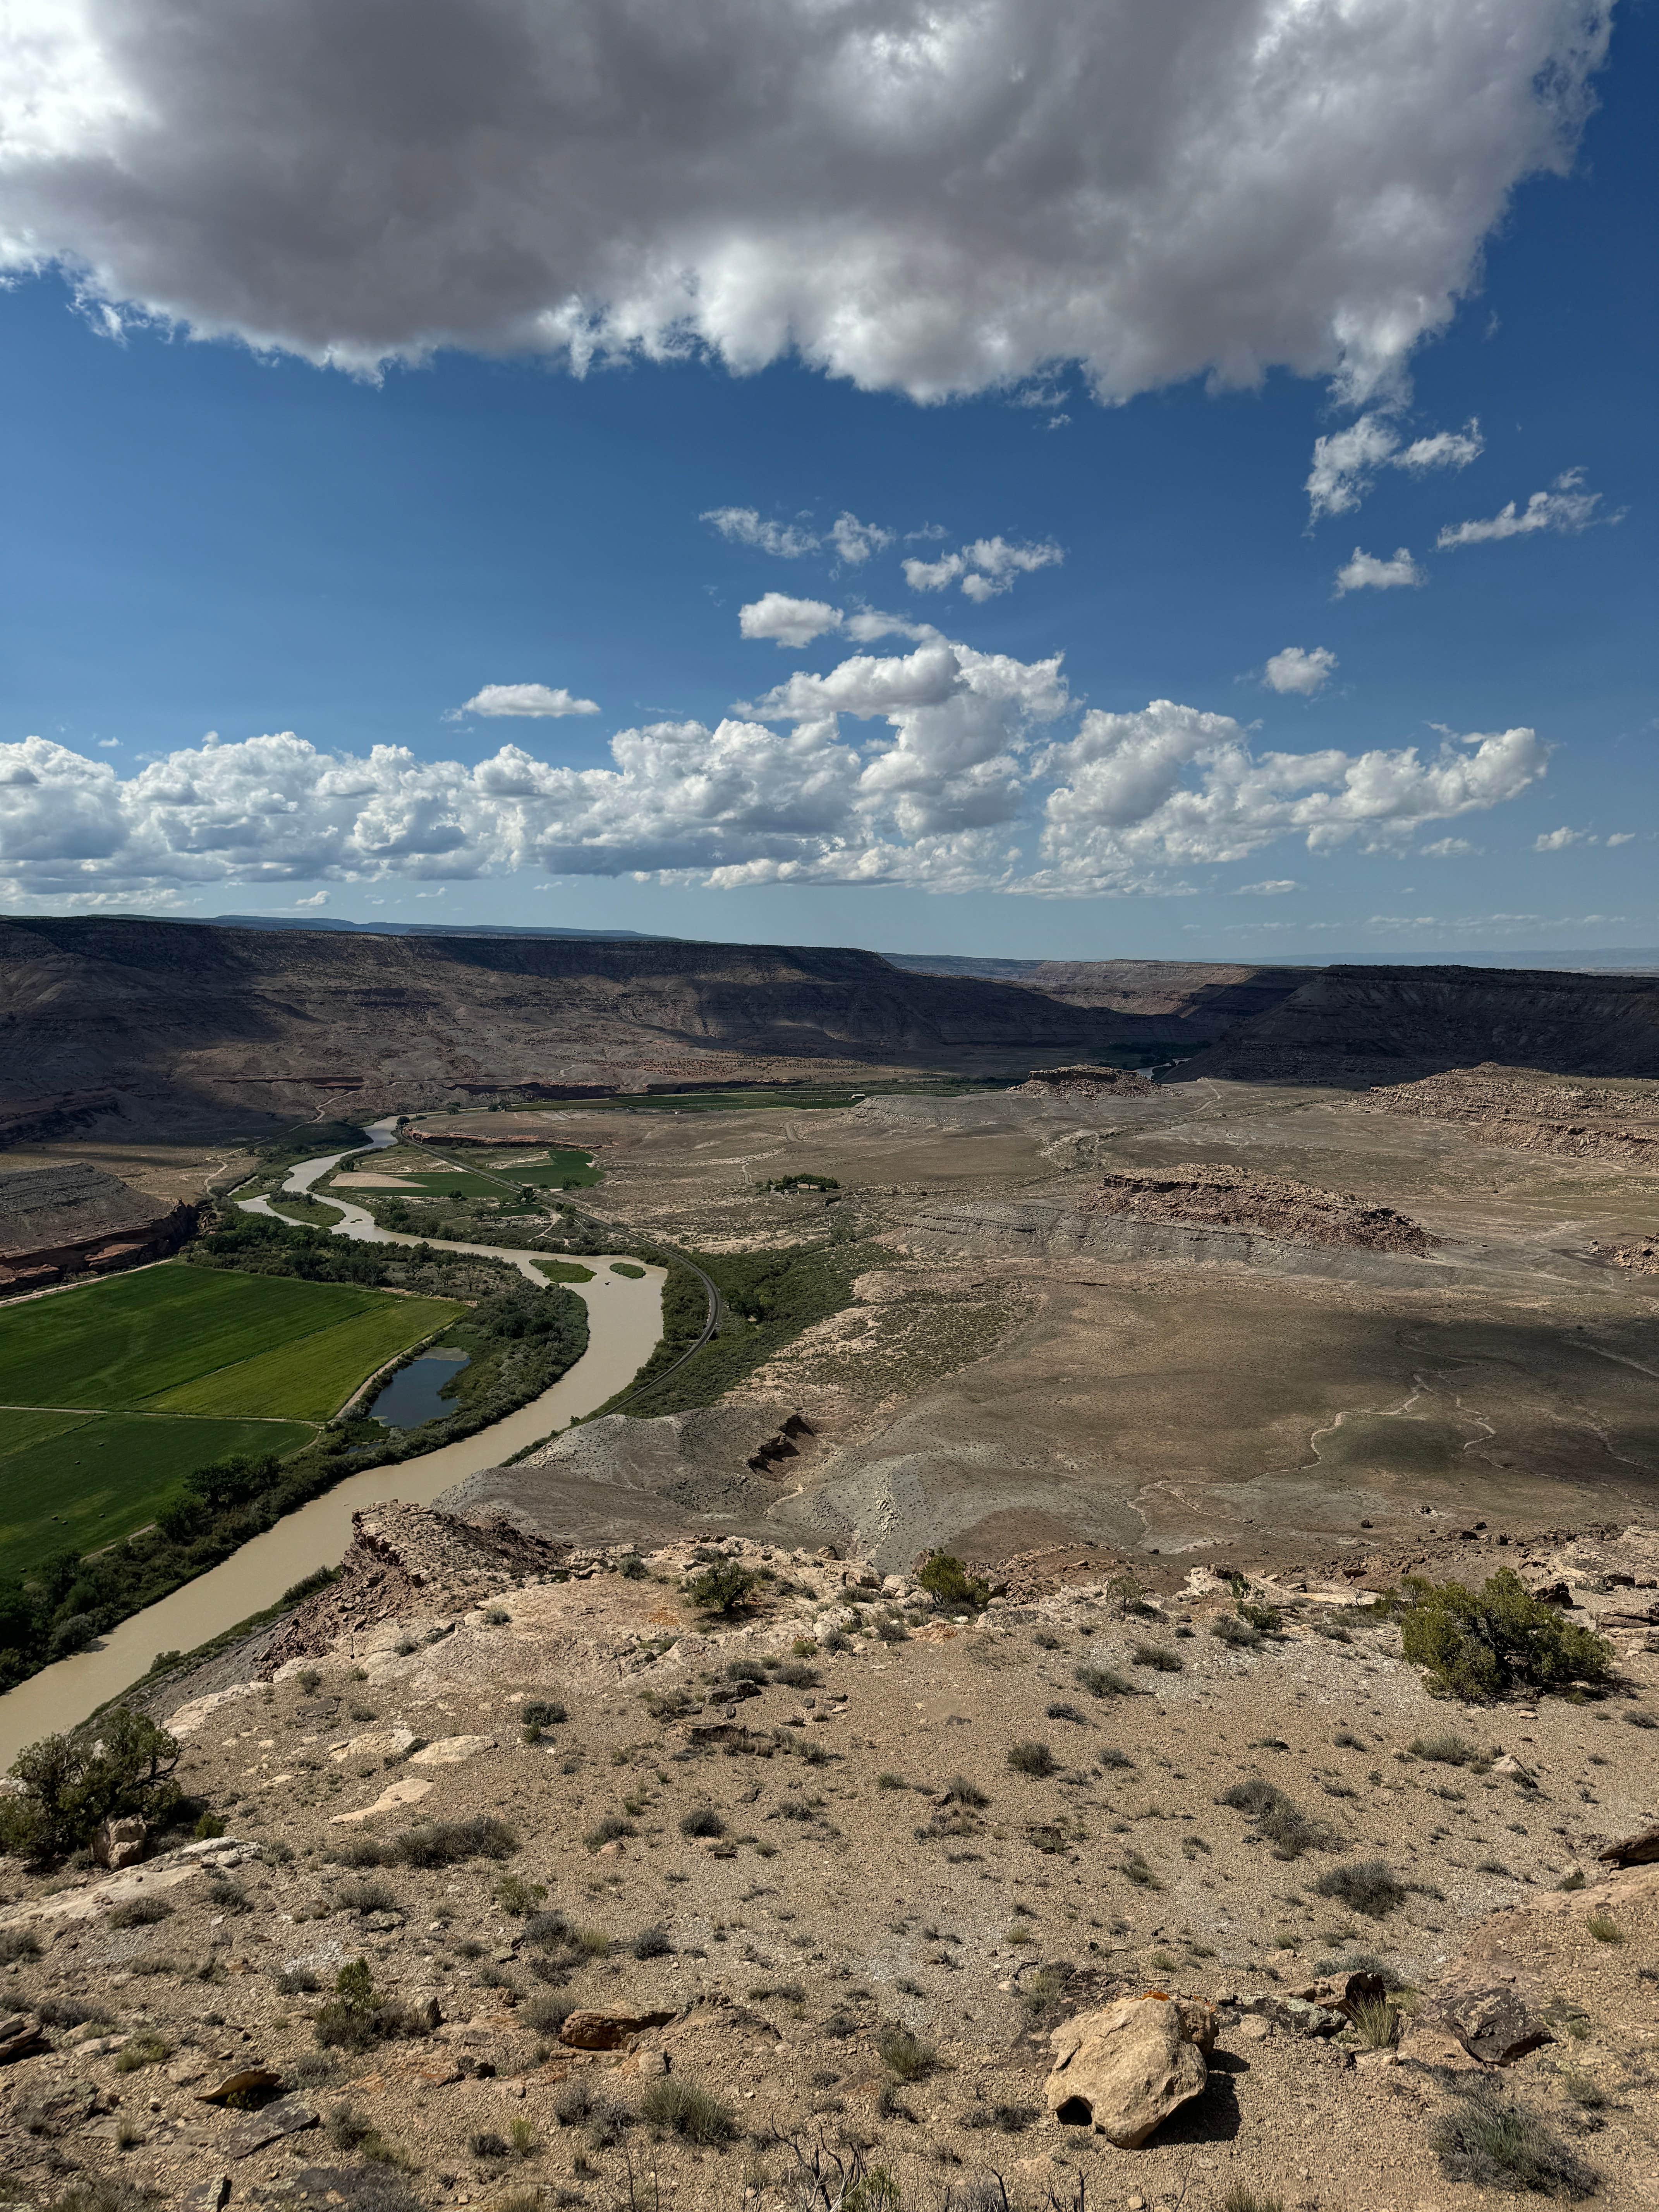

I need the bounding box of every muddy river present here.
[0,1125,664,1761]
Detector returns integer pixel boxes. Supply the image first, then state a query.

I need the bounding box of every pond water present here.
[368,1348,470,1429]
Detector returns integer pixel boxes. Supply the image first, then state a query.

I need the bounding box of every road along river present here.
[0,1125,664,1761]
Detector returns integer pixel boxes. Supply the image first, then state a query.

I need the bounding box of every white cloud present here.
[903,537,1063,601]
[0,2,1608,404]
[1437,469,1608,548]
[453,683,599,719]
[96,737,119,748]
[294,890,328,907]
[1030,702,1547,892]
[0,657,1549,904]
[1306,414,1482,519]
[739,593,845,647]
[701,508,820,558]
[1263,646,1338,697]
[828,514,892,566]
[1533,825,1596,850]
[1606,831,1635,846]
[1238,879,1299,895]
[1419,836,1476,857]
[1334,546,1425,594]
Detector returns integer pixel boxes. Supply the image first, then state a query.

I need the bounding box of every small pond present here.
[368,1348,470,1429]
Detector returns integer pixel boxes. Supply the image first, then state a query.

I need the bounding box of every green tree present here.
[1398,1570,1612,1700]
[0,1707,182,1861]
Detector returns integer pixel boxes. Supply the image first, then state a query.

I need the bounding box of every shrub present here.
[338,1877,396,1915]
[686,1561,762,1616]
[1222,2193,1284,2212]
[1131,1643,1182,1673]
[114,2032,173,2073]
[941,1776,990,1808]
[470,2131,512,2159]
[204,1876,250,1913]
[1350,1997,1398,2049]
[917,1553,991,1613]
[1007,1741,1056,1777]
[1075,1662,1132,1698]
[725,1657,768,1683]
[1585,1913,1623,1945]
[1098,1747,1134,1770]
[1410,1733,1484,1767]
[585,1815,635,1851]
[393,1816,517,1865]
[632,1923,673,1959]
[0,1708,182,1862]
[1433,2085,1599,2199]
[877,2024,937,2080]
[106,1896,172,1930]
[1236,1601,1282,1634]
[520,1699,567,1737]
[1314,1860,1407,1918]
[276,1968,321,1996]
[0,1926,39,1964]
[679,1806,726,1838]
[641,2076,737,2144]
[1046,1700,1088,1724]
[526,1993,573,2036]
[496,1874,547,1915]
[774,1662,819,1689]
[1211,1614,1261,1649]
[1398,1570,1613,1699]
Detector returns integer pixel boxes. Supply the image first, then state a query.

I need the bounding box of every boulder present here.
[224,2094,318,2158]
[175,2178,230,2212]
[1046,1996,1216,2147]
[0,2013,46,2063]
[1290,1970,1387,2015]
[558,2007,678,2051]
[1423,1982,1552,2066]
[196,2065,281,2105]
[1243,1994,1344,2037]
[94,1815,148,1870]
[1596,1823,1659,1868]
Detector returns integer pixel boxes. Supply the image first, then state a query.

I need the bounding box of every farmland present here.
[0,1264,462,1577]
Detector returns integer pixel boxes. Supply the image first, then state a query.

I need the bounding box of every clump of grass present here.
[632,1923,672,1959]
[1349,1998,1398,2049]
[1222,2192,1284,2212]
[1007,1741,1057,1777]
[775,1661,819,1688]
[113,2032,173,2073]
[1313,1860,1407,1918]
[1097,1747,1134,1770]
[941,1776,990,1807]
[394,1815,517,1866]
[106,1897,172,1930]
[497,1874,547,1915]
[876,1772,908,1791]
[1211,1613,1261,1649]
[1585,1912,1623,1945]
[521,1698,567,1741]
[1433,2084,1599,2199]
[1075,1662,1133,1698]
[640,2077,736,2144]
[1410,1732,1484,1767]
[1131,1642,1182,1672]
[1219,1776,1335,1859]
[338,1876,396,1915]
[877,2025,937,2080]
[680,1805,726,1838]
[584,1815,636,1851]
[1046,1701,1088,1724]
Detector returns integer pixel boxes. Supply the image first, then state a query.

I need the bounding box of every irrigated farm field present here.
[0,1264,463,1575]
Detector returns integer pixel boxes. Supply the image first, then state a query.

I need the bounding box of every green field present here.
[0,1412,314,1578]
[362,1147,599,1197]
[0,1264,464,1577]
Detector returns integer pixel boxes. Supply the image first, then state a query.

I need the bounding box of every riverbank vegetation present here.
[0,1218,588,1694]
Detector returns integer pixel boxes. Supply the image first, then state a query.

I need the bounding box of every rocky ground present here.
[1078,1164,1436,1257]
[2,1512,1657,2212]
[1353,1067,1659,1167]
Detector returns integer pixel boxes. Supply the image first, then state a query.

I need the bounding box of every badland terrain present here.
[1,919,1657,2212]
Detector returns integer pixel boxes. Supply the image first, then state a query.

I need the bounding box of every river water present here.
[0,1123,664,1762]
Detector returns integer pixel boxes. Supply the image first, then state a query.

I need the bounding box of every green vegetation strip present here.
[147,1294,463,1421]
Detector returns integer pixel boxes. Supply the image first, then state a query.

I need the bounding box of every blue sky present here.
[0,0,1652,962]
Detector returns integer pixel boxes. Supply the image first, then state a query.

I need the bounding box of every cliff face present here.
[0,919,1149,1127]
[888,954,1309,1034]
[1189,964,1659,1084]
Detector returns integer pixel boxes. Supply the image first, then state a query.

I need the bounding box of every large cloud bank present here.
[0,0,1611,400]
[0,639,1547,904]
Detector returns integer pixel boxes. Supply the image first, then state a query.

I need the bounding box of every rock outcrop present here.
[0,1161,197,1291]
[1045,1996,1216,2145]
[1355,1063,1659,1163]
[1010,1066,1155,1101]
[257,1503,572,1675]
[1079,1163,1437,1255]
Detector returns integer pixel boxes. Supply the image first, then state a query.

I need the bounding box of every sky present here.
[0,0,1653,963]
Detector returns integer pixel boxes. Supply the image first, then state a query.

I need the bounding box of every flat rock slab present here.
[332,1776,433,1823]
[409,1734,495,1765]
[225,2094,318,2157]
[174,2177,229,2212]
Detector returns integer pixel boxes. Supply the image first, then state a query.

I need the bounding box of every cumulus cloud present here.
[739,594,844,647]
[452,683,599,719]
[1306,414,1482,519]
[1606,831,1635,847]
[1030,701,1546,892]
[1533,824,1596,850]
[1437,469,1609,548]
[0,654,1549,903]
[903,537,1063,601]
[1263,646,1338,697]
[0,1,1610,403]
[702,508,820,558]
[829,514,893,566]
[1334,546,1425,594]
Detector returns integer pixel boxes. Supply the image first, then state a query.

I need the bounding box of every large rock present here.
[93,1815,147,1870]
[1422,1981,1553,2066]
[1046,1996,1216,2147]
[0,2013,46,2063]
[1597,1823,1659,1868]
[558,2007,678,2051]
